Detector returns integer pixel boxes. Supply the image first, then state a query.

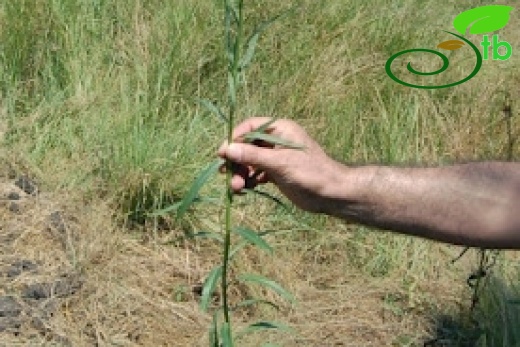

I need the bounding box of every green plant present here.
[157,1,302,346]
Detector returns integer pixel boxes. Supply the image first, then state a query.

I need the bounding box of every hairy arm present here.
[324,162,520,248]
[219,118,520,249]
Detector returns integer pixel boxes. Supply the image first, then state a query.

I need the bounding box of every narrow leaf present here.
[240,30,261,70]
[209,314,219,347]
[453,5,513,35]
[229,241,248,260]
[150,196,220,217]
[240,8,297,70]
[220,322,234,347]
[177,158,224,220]
[243,132,305,149]
[230,230,288,257]
[247,321,293,333]
[227,72,237,107]
[437,40,465,51]
[253,118,276,134]
[200,265,223,312]
[233,226,273,253]
[239,273,296,304]
[226,2,239,25]
[236,321,293,340]
[149,201,181,216]
[233,298,280,311]
[196,98,228,122]
[225,4,234,65]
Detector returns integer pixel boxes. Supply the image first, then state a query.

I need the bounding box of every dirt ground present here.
[0,166,477,346]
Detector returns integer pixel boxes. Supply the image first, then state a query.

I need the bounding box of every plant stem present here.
[222,0,244,329]
[223,165,232,324]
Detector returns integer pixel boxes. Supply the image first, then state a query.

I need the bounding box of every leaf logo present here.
[385,5,514,89]
[437,40,465,51]
[453,5,513,35]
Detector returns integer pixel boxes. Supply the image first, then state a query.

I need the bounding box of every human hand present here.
[217,117,342,213]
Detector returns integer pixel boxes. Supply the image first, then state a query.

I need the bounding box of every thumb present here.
[226,143,279,170]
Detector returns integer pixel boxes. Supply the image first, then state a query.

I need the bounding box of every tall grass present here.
[473,268,520,346]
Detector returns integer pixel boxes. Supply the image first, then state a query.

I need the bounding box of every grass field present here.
[1,0,519,345]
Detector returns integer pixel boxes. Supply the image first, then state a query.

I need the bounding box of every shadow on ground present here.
[424,273,520,347]
[424,314,480,347]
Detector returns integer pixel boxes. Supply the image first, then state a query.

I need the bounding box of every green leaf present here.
[243,132,305,150]
[226,2,239,25]
[229,241,248,260]
[177,158,224,220]
[150,196,220,217]
[230,230,287,257]
[240,30,261,71]
[148,201,182,216]
[233,226,273,253]
[196,98,228,123]
[227,72,237,107]
[240,7,298,70]
[238,118,303,153]
[238,273,296,304]
[225,4,234,65]
[200,265,223,312]
[236,321,293,340]
[246,321,293,333]
[209,314,219,347]
[220,322,234,347]
[253,118,276,134]
[233,298,280,311]
[453,5,513,35]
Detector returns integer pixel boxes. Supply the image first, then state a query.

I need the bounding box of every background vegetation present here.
[0,0,518,345]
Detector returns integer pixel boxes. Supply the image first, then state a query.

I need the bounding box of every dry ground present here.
[0,164,481,346]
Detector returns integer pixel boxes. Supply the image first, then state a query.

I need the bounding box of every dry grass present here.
[0,169,478,345]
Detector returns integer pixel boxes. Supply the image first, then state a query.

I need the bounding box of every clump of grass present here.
[473,271,520,346]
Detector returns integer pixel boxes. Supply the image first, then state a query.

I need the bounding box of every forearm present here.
[323,161,520,249]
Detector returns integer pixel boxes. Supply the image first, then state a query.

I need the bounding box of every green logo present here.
[385,5,514,89]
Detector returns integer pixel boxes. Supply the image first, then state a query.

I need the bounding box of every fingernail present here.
[227,143,242,162]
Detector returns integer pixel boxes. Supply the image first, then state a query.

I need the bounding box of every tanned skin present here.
[218,118,520,249]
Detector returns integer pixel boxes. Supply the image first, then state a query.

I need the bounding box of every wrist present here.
[319,161,376,219]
